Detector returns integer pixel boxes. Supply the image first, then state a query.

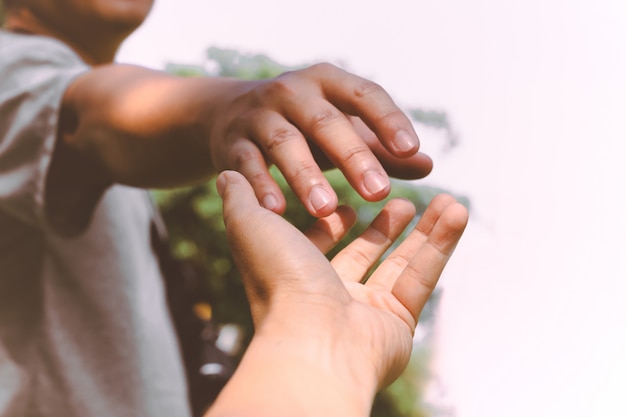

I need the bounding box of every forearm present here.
[206,334,376,417]
[61,65,258,188]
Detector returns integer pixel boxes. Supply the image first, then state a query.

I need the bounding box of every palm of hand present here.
[219,170,467,391]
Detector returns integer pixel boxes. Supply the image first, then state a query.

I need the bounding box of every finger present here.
[216,170,273,314]
[304,205,357,254]
[305,64,421,157]
[217,170,351,325]
[415,194,460,235]
[224,137,287,214]
[366,194,461,289]
[247,110,338,218]
[304,112,433,180]
[282,96,392,202]
[391,202,468,323]
[217,170,309,323]
[331,198,416,283]
[351,116,433,180]
[217,170,265,228]
[377,152,433,180]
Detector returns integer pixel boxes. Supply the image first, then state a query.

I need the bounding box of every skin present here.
[212,171,468,417]
[4,1,468,415]
[5,0,433,233]
[5,0,154,64]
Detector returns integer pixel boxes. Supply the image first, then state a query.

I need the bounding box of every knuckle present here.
[346,247,374,270]
[309,107,344,133]
[290,161,320,184]
[247,170,270,187]
[375,108,406,125]
[263,76,297,100]
[339,144,371,165]
[405,262,437,292]
[231,147,259,170]
[309,62,339,74]
[353,79,384,99]
[367,224,393,246]
[264,127,301,153]
[385,253,412,272]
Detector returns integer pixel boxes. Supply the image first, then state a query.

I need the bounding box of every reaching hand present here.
[214,170,468,416]
[208,64,433,218]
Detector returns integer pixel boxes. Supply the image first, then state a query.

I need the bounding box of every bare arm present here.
[57,65,251,188]
[205,171,468,417]
[54,63,433,220]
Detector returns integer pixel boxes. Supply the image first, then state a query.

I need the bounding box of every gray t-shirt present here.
[0,31,190,417]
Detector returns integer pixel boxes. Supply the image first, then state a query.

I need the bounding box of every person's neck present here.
[5,9,123,65]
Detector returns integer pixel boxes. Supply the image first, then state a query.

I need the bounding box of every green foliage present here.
[154,167,460,416]
[373,348,431,417]
[408,108,459,149]
[206,46,303,79]
[159,46,468,417]
[164,64,208,78]
[153,183,253,335]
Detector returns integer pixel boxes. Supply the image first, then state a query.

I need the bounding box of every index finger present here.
[310,64,422,158]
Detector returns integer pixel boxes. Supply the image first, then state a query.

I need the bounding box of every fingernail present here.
[394,130,419,153]
[363,170,390,195]
[216,172,228,198]
[309,185,332,212]
[262,194,279,211]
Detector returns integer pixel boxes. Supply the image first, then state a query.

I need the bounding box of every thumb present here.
[217,170,276,318]
[217,169,312,266]
[217,170,262,227]
[218,170,352,330]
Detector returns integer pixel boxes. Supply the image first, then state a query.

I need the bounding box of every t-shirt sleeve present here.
[0,32,89,227]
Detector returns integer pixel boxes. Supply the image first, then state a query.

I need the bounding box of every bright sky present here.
[118,1,626,416]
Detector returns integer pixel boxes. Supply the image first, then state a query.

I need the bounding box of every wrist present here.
[207,328,378,417]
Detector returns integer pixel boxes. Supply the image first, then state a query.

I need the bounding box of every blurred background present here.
[113,0,626,416]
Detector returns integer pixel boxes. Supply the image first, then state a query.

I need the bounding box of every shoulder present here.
[0,30,85,68]
[0,31,91,228]
[0,30,89,100]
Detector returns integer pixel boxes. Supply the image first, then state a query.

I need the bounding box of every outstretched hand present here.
[213,170,468,417]
[208,63,433,218]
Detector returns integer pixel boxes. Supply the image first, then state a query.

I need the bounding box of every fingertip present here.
[406,153,433,179]
[261,193,281,212]
[386,197,417,218]
[308,185,338,217]
[393,129,420,156]
[305,205,357,253]
[443,202,470,232]
[362,170,391,200]
[427,202,469,255]
[216,170,231,199]
[377,152,433,180]
[334,205,358,228]
[217,170,256,205]
[430,193,459,208]
[417,153,434,176]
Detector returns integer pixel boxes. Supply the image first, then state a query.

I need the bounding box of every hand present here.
[212,171,468,416]
[208,63,433,218]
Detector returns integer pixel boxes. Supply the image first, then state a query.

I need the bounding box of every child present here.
[0,1,465,416]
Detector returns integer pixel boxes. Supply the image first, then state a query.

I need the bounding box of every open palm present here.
[218,170,468,392]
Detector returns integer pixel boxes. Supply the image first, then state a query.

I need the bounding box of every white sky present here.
[118,1,626,416]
